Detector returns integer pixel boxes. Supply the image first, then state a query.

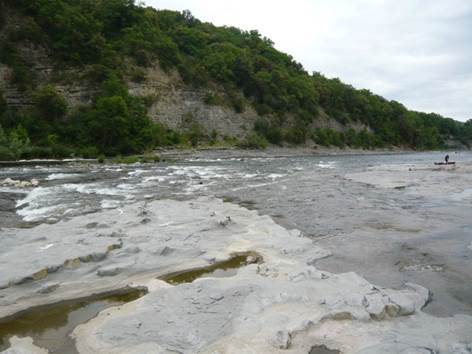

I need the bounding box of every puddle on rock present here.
[160,252,262,285]
[0,287,146,354]
[310,345,341,354]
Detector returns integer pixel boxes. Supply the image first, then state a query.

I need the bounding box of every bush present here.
[78,146,100,159]
[230,95,244,113]
[285,126,307,145]
[312,128,345,147]
[209,129,218,145]
[111,154,160,164]
[33,85,68,121]
[150,122,179,146]
[19,146,53,159]
[0,90,6,115]
[129,67,147,82]
[204,92,224,106]
[237,133,268,150]
[0,146,14,161]
[254,118,283,145]
[186,122,206,147]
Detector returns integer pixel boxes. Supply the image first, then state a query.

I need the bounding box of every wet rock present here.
[122,245,141,254]
[310,345,340,354]
[36,282,60,294]
[97,262,133,277]
[2,336,48,354]
[0,178,39,188]
[80,252,107,263]
[84,222,108,229]
[64,258,81,269]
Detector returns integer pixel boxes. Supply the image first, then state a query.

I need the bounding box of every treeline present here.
[0,0,471,159]
[0,80,196,160]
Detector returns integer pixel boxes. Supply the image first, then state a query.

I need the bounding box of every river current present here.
[1,150,472,317]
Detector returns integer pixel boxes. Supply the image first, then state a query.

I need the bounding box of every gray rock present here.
[36,282,60,294]
[269,330,292,349]
[97,263,133,277]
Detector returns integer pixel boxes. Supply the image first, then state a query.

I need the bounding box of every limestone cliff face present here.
[0,5,366,141]
[127,65,259,139]
[0,55,259,139]
[0,22,367,141]
[0,3,258,140]
[1,56,371,139]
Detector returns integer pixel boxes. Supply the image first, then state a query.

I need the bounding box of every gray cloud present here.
[145,0,472,121]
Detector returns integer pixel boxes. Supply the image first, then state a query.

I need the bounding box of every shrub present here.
[0,146,14,160]
[237,133,268,150]
[229,95,244,113]
[254,118,283,145]
[186,122,206,147]
[33,86,68,121]
[129,67,147,82]
[78,146,100,159]
[204,92,223,106]
[209,129,218,145]
[0,90,6,115]
[312,128,345,147]
[285,126,306,145]
[19,146,53,159]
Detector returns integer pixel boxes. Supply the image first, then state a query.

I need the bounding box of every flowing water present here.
[1,150,472,320]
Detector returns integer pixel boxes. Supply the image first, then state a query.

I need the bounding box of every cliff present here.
[0,0,471,158]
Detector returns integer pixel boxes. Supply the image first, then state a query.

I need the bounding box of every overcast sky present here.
[145,0,472,122]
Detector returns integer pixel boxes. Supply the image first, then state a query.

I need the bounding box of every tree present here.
[33,85,67,121]
[0,124,8,146]
[94,96,130,153]
[0,90,6,115]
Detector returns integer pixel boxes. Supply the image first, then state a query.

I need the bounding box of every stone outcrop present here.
[1,197,471,353]
[128,64,259,139]
[0,8,365,142]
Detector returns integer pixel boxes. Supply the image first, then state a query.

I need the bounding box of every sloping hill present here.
[0,0,471,159]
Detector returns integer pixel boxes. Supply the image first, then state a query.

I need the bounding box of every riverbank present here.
[157,145,415,160]
[1,144,463,166]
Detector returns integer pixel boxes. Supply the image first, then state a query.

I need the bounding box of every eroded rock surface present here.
[1,197,471,353]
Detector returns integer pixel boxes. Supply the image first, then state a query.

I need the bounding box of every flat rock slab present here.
[1,197,471,353]
[0,197,327,318]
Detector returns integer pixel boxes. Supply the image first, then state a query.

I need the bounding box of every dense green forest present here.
[0,0,471,159]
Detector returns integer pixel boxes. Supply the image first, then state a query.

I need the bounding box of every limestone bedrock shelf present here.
[0,287,146,354]
[2,197,472,353]
[159,251,262,284]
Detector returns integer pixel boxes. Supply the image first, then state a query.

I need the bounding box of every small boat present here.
[434,161,456,165]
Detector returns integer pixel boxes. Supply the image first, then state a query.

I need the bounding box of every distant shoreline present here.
[1,146,466,166]
[157,145,418,160]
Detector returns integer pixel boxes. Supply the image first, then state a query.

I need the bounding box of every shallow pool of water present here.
[159,252,262,284]
[0,288,146,353]
[310,345,341,354]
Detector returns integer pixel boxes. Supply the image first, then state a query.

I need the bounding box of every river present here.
[1,150,472,318]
